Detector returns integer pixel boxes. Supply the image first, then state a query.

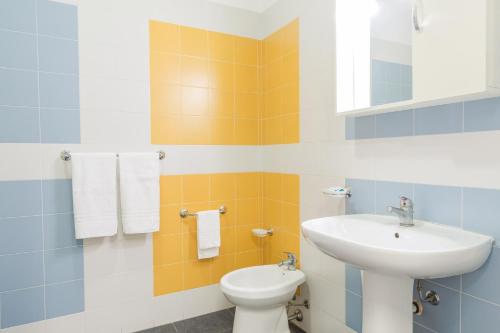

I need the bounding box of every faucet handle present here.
[283,252,296,261]
[400,196,413,208]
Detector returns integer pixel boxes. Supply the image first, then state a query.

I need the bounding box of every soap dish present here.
[252,228,273,238]
[323,186,351,198]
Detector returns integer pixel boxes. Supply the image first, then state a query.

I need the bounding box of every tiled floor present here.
[136,308,307,333]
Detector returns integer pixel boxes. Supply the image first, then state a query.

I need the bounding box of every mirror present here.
[336,0,414,113]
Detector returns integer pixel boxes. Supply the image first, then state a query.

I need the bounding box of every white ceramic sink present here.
[302,214,494,333]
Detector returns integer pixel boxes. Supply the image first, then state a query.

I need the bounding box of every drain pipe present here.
[287,299,309,322]
[288,309,303,322]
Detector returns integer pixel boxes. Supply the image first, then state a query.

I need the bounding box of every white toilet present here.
[220,265,306,333]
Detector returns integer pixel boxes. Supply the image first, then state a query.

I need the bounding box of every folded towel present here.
[197,210,221,259]
[119,153,160,234]
[71,153,118,239]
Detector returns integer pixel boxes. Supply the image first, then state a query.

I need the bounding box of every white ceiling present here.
[207,0,279,13]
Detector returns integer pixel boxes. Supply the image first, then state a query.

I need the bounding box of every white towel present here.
[119,153,160,234]
[71,153,118,239]
[197,210,221,259]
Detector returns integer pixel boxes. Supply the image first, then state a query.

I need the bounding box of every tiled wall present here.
[262,173,300,265]
[345,178,500,333]
[346,96,500,140]
[149,21,262,145]
[149,19,299,146]
[154,173,263,296]
[262,19,300,144]
[0,0,80,144]
[0,179,84,329]
[371,59,412,106]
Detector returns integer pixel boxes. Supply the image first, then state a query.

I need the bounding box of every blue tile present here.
[0,216,43,255]
[0,30,37,70]
[371,82,386,106]
[0,252,43,292]
[345,115,376,140]
[375,181,413,215]
[415,103,463,136]
[414,280,460,333]
[461,294,500,333]
[346,179,376,214]
[44,213,81,250]
[401,84,412,101]
[0,106,40,143]
[0,180,42,218]
[463,187,500,243]
[372,60,386,83]
[346,291,362,333]
[375,110,413,138]
[414,184,461,227]
[0,0,36,33]
[37,0,78,40]
[464,97,500,132]
[40,108,80,143]
[413,323,434,333]
[386,62,402,84]
[463,247,500,304]
[45,279,84,319]
[428,276,461,291]
[346,265,362,296]
[401,65,412,85]
[39,72,80,109]
[0,287,44,328]
[38,35,79,74]
[42,179,73,214]
[386,83,403,103]
[0,68,38,107]
[44,246,83,284]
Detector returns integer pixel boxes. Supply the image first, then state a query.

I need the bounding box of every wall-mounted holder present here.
[180,205,226,218]
[322,186,351,198]
[252,228,274,238]
[60,150,166,161]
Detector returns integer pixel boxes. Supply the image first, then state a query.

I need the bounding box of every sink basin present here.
[302,214,493,333]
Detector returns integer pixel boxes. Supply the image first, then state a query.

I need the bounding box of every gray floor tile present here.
[135,323,177,333]
[174,309,233,333]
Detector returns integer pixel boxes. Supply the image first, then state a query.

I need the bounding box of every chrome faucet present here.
[387,196,414,227]
[279,252,297,271]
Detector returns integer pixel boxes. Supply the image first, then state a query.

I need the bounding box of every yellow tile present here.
[236,224,261,252]
[180,26,208,57]
[180,115,212,144]
[220,226,236,255]
[158,204,182,235]
[235,118,259,145]
[181,87,209,116]
[282,113,299,143]
[211,117,235,145]
[182,232,198,260]
[210,61,234,92]
[154,263,184,296]
[181,56,209,87]
[236,198,261,226]
[211,254,236,284]
[152,114,182,144]
[280,51,299,85]
[154,234,182,266]
[184,260,212,289]
[282,203,300,236]
[209,90,234,118]
[182,174,210,203]
[265,62,281,90]
[235,36,259,66]
[210,200,236,228]
[263,173,282,200]
[235,250,262,269]
[149,21,180,53]
[235,65,258,93]
[151,82,181,116]
[181,202,211,234]
[150,52,180,84]
[208,31,234,62]
[264,90,281,118]
[281,19,299,55]
[160,176,182,205]
[282,233,300,263]
[264,32,281,63]
[235,93,258,118]
[236,173,261,199]
[281,82,299,114]
[282,174,299,204]
[262,117,283,145]
[210,173,236,201]
[263,199,282,228]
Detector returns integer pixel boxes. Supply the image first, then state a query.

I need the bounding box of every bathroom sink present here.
[302,214,493,333]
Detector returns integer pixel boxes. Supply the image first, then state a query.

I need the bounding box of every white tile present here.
[0,144,42,181]
[152,292,185,327]
[181,286,217,320]
[45,313,84,333]
[83,307,121,333]
[83,237,121,279]
[305,272,345,321]
[0,321,46,333]
[120,298,155,333]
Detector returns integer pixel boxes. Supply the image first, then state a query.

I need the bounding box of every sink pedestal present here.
[362,271,413,333]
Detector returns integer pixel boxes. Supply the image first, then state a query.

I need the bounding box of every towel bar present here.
[60,150,166,161]
[180,205,226,218]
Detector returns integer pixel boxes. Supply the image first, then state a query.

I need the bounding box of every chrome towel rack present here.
[180,205,226,218]
[60,150,166,161]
